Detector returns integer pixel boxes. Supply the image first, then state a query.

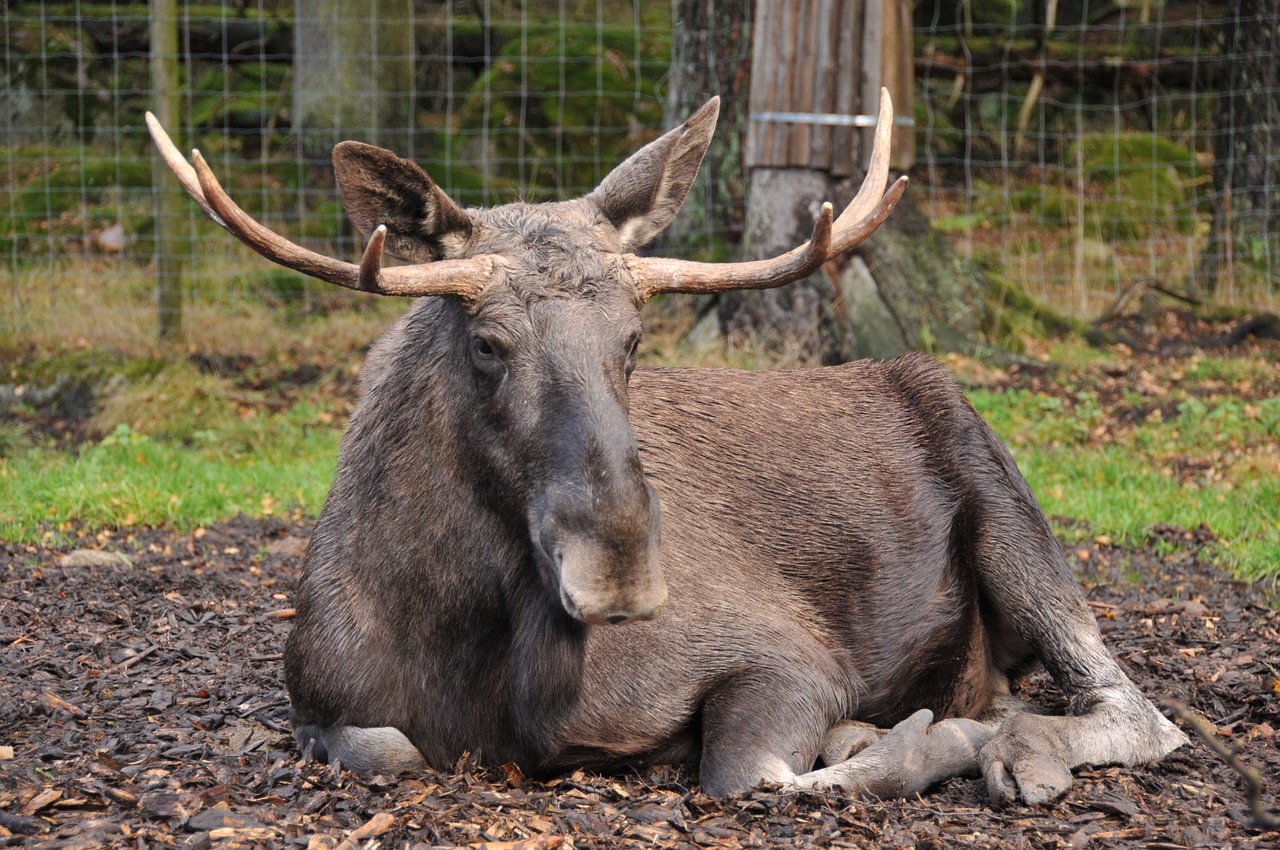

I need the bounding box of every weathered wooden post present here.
[151,0,183,340]
[723,0,923,361]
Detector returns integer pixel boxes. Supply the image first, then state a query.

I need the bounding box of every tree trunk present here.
[723,168,986,362]
[723,0,988,362]
[1196,0,1280,296]
[293,0,414,162]
[717,0,1076,362]
[663,0,754,258]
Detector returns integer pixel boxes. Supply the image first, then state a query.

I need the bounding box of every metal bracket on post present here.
[749,112,915,128]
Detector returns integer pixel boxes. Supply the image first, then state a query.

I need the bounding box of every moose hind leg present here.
[295,723,426,775]
[697,641,992,798]
[965,433,1187,804]
[700,677,993,799]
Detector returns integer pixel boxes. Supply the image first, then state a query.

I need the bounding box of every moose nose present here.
[558,578,669,627]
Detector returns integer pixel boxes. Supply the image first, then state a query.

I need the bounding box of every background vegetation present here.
[2,0,1276,582]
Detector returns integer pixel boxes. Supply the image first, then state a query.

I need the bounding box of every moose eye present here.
[471,336,506,376]
[624,333,641,377]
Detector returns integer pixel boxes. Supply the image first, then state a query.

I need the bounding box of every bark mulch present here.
[2,518,1277,849]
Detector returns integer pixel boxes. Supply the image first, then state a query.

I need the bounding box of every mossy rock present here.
[299,200,346,242]
[9,159,152,220]
[996,156,1199,241]
[188,64,290,133]
[441,162,515,208]
[1071,132,1201,183]
[17,350,166,386]
[90,361,261,444]
[6,351,167,424]
[455,26,670,196]
[917,98,963,158]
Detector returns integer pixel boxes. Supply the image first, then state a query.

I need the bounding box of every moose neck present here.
[363,297,594,761]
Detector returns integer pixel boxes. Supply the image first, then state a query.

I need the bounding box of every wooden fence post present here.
[745,0,913,178]
[151,0,183,340]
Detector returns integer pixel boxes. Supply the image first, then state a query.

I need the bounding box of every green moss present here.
[0,422,36,458]
[14,350,163,387]
[980,274,1113,349]
[298,200,346,242]
[187,64,291,134]
[1073,132,1200,181]
[9,159,152,219]
[90,362,260,444]
[454,26,670,196]
[917,99,963,158]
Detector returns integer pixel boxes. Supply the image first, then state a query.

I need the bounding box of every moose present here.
[148,92,1185,803]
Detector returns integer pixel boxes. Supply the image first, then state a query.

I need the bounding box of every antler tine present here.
[147,111,493,299]
[829,88,896,254]
[146,112,225,227]
[629,88,906,300]
[358,225,388,291]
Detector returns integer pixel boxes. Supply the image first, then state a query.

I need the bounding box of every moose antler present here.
[145,113,496,299]
[626,88,907,299]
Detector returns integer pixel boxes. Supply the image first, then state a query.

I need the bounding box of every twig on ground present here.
[1165,699,1280,829]
[116,644,159,671]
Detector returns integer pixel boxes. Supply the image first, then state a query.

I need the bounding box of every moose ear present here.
[588,97,719,252]
[332,142,474,262]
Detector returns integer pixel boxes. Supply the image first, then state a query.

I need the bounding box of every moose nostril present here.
[607,614,629,625]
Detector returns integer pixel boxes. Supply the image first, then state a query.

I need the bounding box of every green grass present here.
[968,384,1280,580]
[2,289,1276,582]
[0,417,338,543]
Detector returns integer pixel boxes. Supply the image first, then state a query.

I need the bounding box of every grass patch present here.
[0,255,408,363]
[0,411,339,543]
[967,337,1280,578]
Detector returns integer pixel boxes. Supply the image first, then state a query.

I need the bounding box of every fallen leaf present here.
[470,837,564,850]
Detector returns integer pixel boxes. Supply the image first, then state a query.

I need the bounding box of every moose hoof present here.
[819,720,883,766]
[980,716,1074,805]
[868,710,994,796]
[983,752,1073,805]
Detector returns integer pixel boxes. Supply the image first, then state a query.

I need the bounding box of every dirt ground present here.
[2,515,1277,849]
[3,309,1279,848]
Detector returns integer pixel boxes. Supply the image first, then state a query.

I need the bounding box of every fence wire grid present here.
[2,0,1277,350]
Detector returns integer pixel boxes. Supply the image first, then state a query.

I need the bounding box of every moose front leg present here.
[979,684,1188,805]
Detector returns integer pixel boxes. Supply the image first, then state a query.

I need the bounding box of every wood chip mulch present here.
[2,517,1277,849]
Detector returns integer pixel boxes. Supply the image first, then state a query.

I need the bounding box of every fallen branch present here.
[1099,277,1200,322]
[1165,699,1280,830]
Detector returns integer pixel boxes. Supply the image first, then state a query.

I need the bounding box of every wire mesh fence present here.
[912,0,1276,319]
[2,0,1276,353]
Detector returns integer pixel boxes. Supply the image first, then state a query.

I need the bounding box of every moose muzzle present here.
[529,472,666,627]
